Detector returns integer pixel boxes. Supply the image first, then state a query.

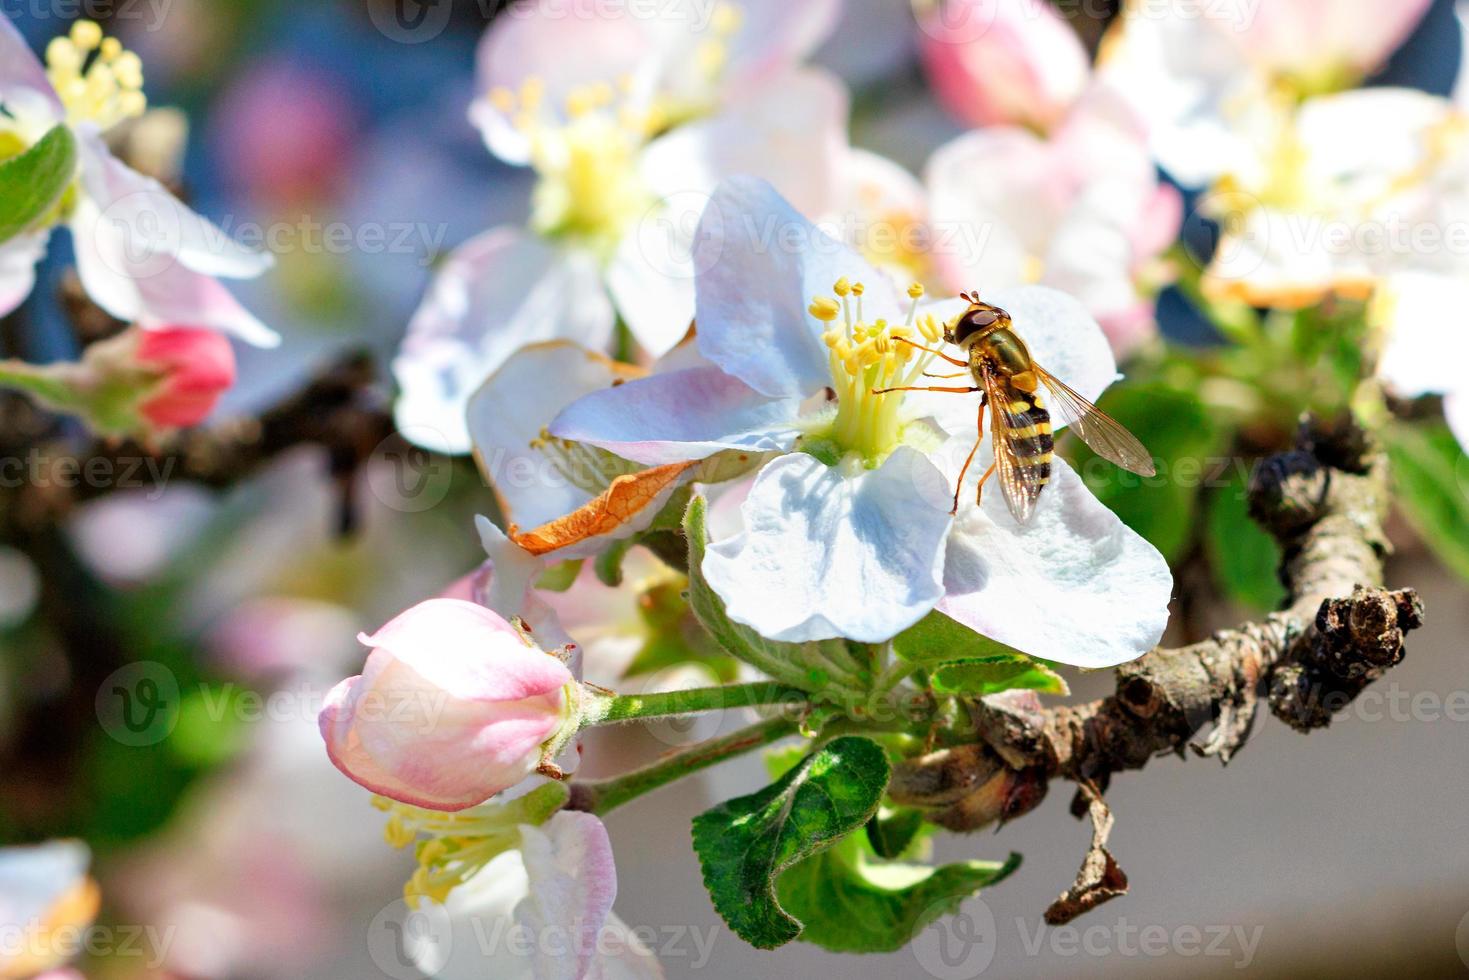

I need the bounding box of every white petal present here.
[0,840,91,924]
[1097,3,1260,188]
[720,0,840,89]
[624,70,848,356]
[1376,272,1469,397]
[1296,88,1456,190]
[1446,392,1469,454]
[393,228,614,454]
[586,912,667,980]
[468,342,638,528]
[76,131,273,279]
[69,198,279,346]
[550,366,801,465]
[1220,0,1431,78]
[938,457,1172,668]
[828,147,928,269]
[924,128,1058,289]
[703,448,953,643]
[472,1,658,165]
[606,225,696,359]
[693,176,898,399]
[1203,207,1374,309]
[641,68,848,220]
[514,812,619,980]
[0,17,61,116]
[0,231,47,318]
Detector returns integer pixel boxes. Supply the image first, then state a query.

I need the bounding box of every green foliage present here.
[691,736,890,949]
[0,126,76,245]
[1205,465,1286,611]
[865,805,926,859]
[892,612,1066,695]
[892,610,1025,667]
[1070,381,1225,562]
[929,657,1067,697]
[1388,422,1469,584]
[778,830,1020,953]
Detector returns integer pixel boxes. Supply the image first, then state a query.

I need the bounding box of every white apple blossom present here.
[1101,0,1466,312]
[393,0,846,453]
[0,18,276,345]
[550,177,1172,664]
[394,802,662,980]
[0,841,99,978]
[1373,271,1469,454]
[1099,0,1433,188]
[835,84,1180,356]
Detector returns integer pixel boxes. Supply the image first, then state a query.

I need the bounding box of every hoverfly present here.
[877,292,1157,522]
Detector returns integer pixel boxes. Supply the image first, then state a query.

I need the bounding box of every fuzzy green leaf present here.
[1388,422,1469,583]
[692,736,890,949]
[0,126,76,245]
[777,828,1021,953]
[1205,466,1286,611]
[892,611,1027,667]
[930,656,1068,697]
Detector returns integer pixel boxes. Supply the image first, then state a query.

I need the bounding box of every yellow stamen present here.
[809,296,840,321]
[45,21,147,131]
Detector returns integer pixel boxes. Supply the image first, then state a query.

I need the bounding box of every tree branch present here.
[889,416,1425,922]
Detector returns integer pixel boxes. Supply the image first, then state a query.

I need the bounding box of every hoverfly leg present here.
[894,337,967,367]
[923,370,969,379]
[871,385,980,395]
[951,403,987,515]
[974,462,996,506]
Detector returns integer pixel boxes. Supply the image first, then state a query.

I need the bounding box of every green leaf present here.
[1068,381,1224,561]
[0,126,76,245]
[683,496,832,690]
[866,805,926,859]
[535,560,583,592]
[1388,422,1469,583]
[892,613,1066,695]
[777,826,1021,953]
[1205,466,1286,611]
[692,736,891,949]
[893,611,1028,667]
[930,656,1068,697]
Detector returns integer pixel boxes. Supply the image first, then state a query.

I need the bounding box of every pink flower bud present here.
[135,326,236,429]
[918,0,1090,133]
[319,599,576,811]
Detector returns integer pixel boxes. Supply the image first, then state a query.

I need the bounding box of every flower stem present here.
[584,681,808,726]
[567,715,798,816]
[0,359,84,408]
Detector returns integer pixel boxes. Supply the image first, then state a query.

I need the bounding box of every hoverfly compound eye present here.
[952,307,999,346]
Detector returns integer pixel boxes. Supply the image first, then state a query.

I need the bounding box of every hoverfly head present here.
[948,292,1009,348]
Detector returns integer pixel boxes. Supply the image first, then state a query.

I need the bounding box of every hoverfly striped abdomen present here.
[999,386,1053,487]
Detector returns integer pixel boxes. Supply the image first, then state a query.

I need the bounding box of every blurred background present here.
[1,0,1467,977]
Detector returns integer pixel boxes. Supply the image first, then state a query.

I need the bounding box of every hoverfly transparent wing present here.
[982,366,1047,524]
[1034,366,1156,477]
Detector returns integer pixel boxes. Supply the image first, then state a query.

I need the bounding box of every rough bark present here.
[889,416,1424,923]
